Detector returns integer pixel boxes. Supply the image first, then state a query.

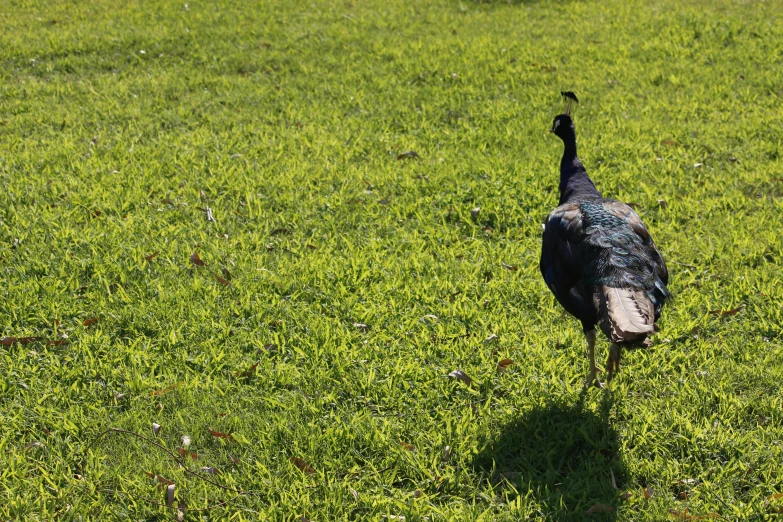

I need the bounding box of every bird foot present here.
[606,344,621,385]
[585,368,605,389]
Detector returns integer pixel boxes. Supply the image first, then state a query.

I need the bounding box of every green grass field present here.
[2,0,783,519]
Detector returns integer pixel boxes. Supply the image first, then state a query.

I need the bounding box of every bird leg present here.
[584,329,603,388]
[606,343,622,383]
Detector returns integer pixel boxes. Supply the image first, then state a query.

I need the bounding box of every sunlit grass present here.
[1,0,782,520]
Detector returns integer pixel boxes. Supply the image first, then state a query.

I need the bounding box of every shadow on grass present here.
[474,393,624,520]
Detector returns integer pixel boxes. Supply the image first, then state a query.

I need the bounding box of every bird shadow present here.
[473,392,625,520]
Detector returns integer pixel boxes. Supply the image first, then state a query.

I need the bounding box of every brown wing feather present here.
[602,200,650,241]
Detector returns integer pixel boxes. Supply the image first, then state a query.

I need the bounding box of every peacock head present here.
[549,114,575,140]
[549,91,578,140]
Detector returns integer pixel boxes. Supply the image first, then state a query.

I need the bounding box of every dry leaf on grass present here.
[290,457,316,474]
[177,447,199,459]
[400,441,415,451]
[709,306,743,317]
[396,151,420,160]
[215,274,231,286]
[144,472,174,486]
[0,336,41,346]
[190,252,206,266]
[586,504,613,513]
[83,317,99,327]
[144,251,160,261]
[209,428,234,441]
[448,369,473,386]
[765,493,783,513]
[235,362,258,377]
[497,359,514,373]
[501,262,518,272]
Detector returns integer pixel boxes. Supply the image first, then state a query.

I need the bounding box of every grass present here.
[1,0,782,519]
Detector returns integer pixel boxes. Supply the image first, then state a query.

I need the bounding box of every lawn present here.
[1,0,782,519]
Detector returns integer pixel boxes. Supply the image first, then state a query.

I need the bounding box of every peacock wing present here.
[540,203,588,297]
[602,200,668,286]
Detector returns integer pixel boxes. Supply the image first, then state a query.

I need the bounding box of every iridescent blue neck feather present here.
[558,128,601,205]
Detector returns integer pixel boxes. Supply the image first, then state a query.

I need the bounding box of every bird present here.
[540,93,670,387]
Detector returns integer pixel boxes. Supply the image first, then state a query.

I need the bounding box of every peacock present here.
[540,92,670,387]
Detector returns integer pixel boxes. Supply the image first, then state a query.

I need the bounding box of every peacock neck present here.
[558,138,601,205]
